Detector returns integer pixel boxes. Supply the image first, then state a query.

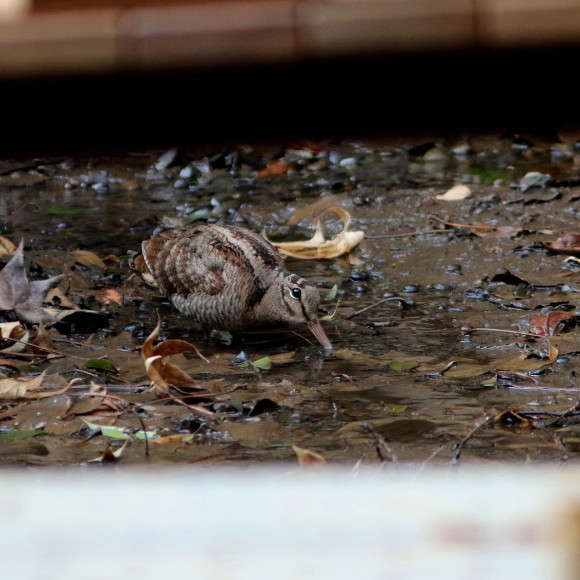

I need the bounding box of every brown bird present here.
[135,223,332,349]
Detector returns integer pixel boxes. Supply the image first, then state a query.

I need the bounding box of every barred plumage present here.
[136,223,332,349]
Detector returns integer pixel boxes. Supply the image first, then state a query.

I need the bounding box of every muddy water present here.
[2,133,580,467]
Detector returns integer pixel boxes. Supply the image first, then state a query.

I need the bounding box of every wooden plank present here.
[119,1,296,69]
[0,9,118,77]
[298,0,476,56]
[479,0,580,48]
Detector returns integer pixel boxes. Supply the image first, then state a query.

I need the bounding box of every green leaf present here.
[0,429,43,442]
[82,419,157,441]
[82,419,130,439]
[133,429,161,441]
[383,404,408,413]
[251,356,272,371]
[388,360,419,372]
[84,358,118,373]
[324,284,338,301]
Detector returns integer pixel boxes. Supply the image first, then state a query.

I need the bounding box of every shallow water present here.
[2,133,580,467]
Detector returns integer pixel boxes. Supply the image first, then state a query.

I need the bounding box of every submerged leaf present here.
[0,429,43,442]
[264,208,364,259]
[84,358,118,373]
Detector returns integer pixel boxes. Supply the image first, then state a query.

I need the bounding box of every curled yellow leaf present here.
[264,207,364,259]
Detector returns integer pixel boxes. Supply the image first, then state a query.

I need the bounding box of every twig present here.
[428,214,495,230]
[365,229,452,239]
[361,422,398,463]
[451,414,495,465]
[8,338,88,361]
[346,297,407,319]
[132,408,150,458]
[462,326,541,339]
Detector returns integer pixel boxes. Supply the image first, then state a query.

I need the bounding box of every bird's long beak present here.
[307,319,332,350]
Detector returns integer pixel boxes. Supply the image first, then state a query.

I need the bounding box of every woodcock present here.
[136,223,332,349]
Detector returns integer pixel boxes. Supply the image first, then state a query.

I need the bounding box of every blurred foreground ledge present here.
[2,465,580,579]
[2,0,580,78]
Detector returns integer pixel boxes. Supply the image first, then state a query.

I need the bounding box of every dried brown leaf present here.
[0,236,17,257]
[141,316,208,396]
[71,250,107,269]
[258,160,296,177]
[264,207,364,259]
[0,321,29,353]
[0,370,69,400]
[545,233,580,257]
[292,445,327,466]
[528,311,578,336]
[0,241,64,324]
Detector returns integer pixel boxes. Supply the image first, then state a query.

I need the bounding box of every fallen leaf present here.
[388,360,420,372]
[101,288,122,306]
[71,250,107,269]
[436,184,472,201]
[0,321,29,353]
[258,160,296,177]
[264,208,364,259]
[0,237,17,257]
[545,233,580,257]
[520,171,550,192]
[0,241,64,324]
[292,445,327,466]
[493,344,559,372]
[528,311,578,336]
[324,284,338,301]
[82,419,157,440]
[284,196,349,226]
[0,429,43,442]
[0,370,69,400]
[84,358,118,373]
[151,433,195,444]
[86,440,129,463]
[251,356,272,371]
[141,315,208,396]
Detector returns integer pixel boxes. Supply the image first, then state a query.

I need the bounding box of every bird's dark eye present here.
[290,287,302,299]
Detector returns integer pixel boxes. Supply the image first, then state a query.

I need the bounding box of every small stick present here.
[462,326,541,339]
[361,422,398,463]
[366,229,452,239]
[346,297,407,319]
[428,214,495,230]
[451,414,495,465]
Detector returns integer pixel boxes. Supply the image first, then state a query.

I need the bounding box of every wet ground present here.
[3,130,580,467]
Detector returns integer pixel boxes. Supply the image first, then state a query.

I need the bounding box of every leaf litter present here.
[4,137,580,467]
